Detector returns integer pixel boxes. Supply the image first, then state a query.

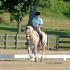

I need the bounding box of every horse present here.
[25,26,48,62]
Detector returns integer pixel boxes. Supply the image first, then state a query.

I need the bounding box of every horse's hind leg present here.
[40,43,45,62]
[34,45,38,62]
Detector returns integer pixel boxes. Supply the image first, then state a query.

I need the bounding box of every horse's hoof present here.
[40,59,42,62]
[31,58,35,61]
[35,59,37,62]
[35,58,38,62]
[40,57,43,62]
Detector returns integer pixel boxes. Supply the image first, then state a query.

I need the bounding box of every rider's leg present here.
[37,28,42,43]
[34,27,42,40]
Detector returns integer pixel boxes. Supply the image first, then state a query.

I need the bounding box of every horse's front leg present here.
[28,46,32,58]
[28,46,35,61]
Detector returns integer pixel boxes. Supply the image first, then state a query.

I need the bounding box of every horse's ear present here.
[24,27,29,32]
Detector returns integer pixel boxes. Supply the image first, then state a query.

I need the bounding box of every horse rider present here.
[32,12,43,45]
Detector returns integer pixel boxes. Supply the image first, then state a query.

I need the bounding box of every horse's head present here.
[25,26,33,35]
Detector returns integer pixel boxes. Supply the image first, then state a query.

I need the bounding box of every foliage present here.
[0,0,70,18]
[38,0,70,15]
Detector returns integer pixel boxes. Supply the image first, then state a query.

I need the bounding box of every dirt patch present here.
[0,60,70,70]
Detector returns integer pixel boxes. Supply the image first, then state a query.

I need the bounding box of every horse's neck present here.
[30,30,39,38]
[34,30,38,36]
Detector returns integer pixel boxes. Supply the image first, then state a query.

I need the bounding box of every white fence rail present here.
[0,54,70,61]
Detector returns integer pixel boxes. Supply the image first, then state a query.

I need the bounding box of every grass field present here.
[0,12,70,34]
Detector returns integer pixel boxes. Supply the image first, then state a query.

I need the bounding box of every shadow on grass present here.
[0,27,24,33]
[43,29,70,35]
[0,26,70,35]
[0,27,17,32]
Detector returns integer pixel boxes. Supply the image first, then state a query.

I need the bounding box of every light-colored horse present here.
[25,26,48,62]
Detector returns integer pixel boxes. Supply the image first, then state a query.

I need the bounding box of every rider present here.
[32,12,43,44]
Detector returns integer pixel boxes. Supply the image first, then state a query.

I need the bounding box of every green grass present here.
[0,23,17,34]
[42,19,70,35]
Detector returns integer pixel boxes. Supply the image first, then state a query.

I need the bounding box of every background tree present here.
[0,0,40,34]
